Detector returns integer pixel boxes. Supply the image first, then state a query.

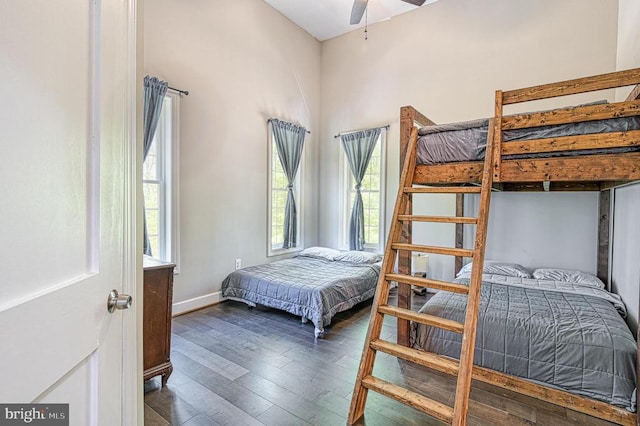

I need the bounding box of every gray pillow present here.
[532,268,605,289]
[334,251,382,264]
[457,261,531,279]
[297,246,340,261]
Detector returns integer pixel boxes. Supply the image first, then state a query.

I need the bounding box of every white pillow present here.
[456,261,531,278]
[297,246,340,261]
[532,268,605,289]
[334,251,382,264]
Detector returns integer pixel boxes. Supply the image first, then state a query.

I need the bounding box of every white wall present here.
[612,0,640,333]
[144,0,321,310]
[615,0,640,101]
[319,0,618,281]
[475,192,599,272]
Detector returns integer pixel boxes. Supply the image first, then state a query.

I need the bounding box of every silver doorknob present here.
[107,289,132,313]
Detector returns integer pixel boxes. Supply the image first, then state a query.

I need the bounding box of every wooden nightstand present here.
[143,256,175,386]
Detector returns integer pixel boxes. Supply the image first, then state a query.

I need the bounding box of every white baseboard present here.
[172,291,223,317]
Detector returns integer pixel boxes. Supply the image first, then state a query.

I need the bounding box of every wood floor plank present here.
[189,310,294,355]
[171,334,249,381]
[250,361,344,402]
[169,371,266,426]
[170,351,232,387]
[170,352,273,418]
[143,404,170,426]
[466,399,510,425]
[144,382,200,425]
[256,405,313,426]
[364,391,448,426]
[181,414,223,426]
[235,372,347,426]
[180,327,291,371]
[173,315,214,334]
[270,358,355,399]
[213,304,318,339]
[171,320,195,336]
[198,321,292,359]
[279,359,355,397]
[311,389,352,418]
[312,389,416,426]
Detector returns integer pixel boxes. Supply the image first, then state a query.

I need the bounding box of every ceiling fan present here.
[350,0,427,25]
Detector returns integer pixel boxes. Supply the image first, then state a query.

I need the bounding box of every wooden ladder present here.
[347,123,496,426]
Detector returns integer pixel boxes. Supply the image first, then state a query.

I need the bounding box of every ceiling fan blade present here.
[401,0,427,5]
[350,0,369,25]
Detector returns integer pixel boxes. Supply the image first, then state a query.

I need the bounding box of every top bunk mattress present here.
[416,114,640,165]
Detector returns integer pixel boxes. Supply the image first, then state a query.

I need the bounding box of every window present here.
[268,129,304,256]
[143,91,180,266]
[339,129,386,252]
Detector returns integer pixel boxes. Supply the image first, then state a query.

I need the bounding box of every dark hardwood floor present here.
[144,289,618,426]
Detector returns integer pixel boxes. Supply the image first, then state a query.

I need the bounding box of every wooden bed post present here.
[455,194,464,274]
[398,107,435,346]
[492,90,504,182]
[597,189,610,287]
[398,107,415,346]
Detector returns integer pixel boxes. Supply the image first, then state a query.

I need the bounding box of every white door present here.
[0,1,139,425]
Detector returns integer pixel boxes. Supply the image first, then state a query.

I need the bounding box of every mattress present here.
[416,114,640,165]
[410,274,637,410]
[221,256,380,335]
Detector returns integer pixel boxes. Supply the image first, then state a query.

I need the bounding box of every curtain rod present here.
[334,124,390,139]
[267,119,311,134]
[168,86,189,96]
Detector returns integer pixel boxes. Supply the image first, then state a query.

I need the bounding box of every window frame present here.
[143,90,181,270]
[338,128,387,253]
[267,127,304,257]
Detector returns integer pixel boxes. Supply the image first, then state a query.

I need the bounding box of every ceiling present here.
[264,0,439,41]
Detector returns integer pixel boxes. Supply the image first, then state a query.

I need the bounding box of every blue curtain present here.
[341,128,381,251]
[270,119,307,249]
[142,76,168,256]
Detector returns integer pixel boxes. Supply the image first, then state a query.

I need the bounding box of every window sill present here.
[268,246,303,258]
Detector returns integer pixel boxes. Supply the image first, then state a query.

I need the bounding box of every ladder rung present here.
[404,186,482,194]
[361,375,454,424]
[378,305,464,334]
[385,273,469,294]
[397,215,478,224]
[371,339,459,376]
[392,243,474,258]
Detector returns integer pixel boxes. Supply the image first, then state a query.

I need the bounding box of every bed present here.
[221,247,381,338]
[385,68,640,425]
[410,269,637,411]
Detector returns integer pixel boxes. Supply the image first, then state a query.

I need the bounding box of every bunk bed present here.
[392,68,640,425]
[221,247,381,338]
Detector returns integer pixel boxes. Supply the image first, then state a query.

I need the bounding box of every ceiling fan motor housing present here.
[350,0,427,25]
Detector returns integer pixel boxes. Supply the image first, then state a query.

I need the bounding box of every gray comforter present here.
[410,274,637,410]
[416,114,640,164]
[221,257,380,335]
